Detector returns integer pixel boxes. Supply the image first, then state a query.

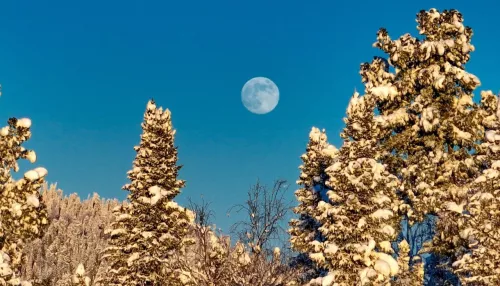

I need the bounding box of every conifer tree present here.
[305,89,405,285]
[0,92,49,285]
[432,90,500,285]
[370,8,498,284]
[302,7,494,285]
[372,8,482,232]
[98,100,195,286]
[289,127,338,281]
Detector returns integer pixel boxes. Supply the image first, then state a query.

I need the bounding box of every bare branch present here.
[227,179,294,256]
[187,195,215,228]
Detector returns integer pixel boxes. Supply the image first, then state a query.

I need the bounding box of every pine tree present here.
[0,93,49,285]
[98,100,195,286]
[289,127,338,282]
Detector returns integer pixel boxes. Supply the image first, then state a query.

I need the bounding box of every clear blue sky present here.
[0,0,498,233]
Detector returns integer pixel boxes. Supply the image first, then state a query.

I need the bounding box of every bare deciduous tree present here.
[188,196,215,228]
[228,179,294,257]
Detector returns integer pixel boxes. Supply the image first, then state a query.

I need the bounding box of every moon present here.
[241,77,279,114]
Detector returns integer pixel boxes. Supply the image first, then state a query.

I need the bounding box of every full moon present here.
[241,77,279,114]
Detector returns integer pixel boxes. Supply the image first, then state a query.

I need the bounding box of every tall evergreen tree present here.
[371,8,498,285]
[434,91,500,285]
[98,100,195,286]
[306,88,407,285]
[289,127,338,282]
[301,8,495,285]
[0,93,49,285]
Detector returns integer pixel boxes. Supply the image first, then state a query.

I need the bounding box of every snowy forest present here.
[2,8,500,286]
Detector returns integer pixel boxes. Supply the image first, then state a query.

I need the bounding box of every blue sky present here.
[0,0,498,233]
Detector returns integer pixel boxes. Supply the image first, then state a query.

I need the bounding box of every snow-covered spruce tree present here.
[367,8,496,285]
[0,95,49,285]
[431,90,500,285]
[289,127,338,282]
[304,88,409,285]
[98,100,195,286]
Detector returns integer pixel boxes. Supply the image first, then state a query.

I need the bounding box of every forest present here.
[1,8,499,286]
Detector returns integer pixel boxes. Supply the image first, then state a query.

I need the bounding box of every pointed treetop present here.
[147,99,156,111]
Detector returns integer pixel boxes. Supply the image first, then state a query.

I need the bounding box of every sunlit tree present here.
[98,100,195,286]
[0,91,49,285]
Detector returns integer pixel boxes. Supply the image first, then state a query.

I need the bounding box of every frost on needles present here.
[289,8,500,286]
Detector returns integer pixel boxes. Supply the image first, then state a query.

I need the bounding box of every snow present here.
[75,263,85,276]
[436,42,445,55]
[34,167,48,178]
[372,194,391,205]
[0,126,8,136]
[370,209,394,220]
[309,252,325,264]
[16,118,31,128]
[324,243,338,255]
[444,201,465,214]
[374,259,391,276]
[309,127,322,142]
[273,247,280,257]
[110,228,127,237]
[375,253,398,276]
[26,194,40,208]
[146,100,156,111]
[127,253,139,266]
[141,231,153,239]
[379,241,393,253]
[453,125,472,141]
[379,225,395,236]
[11,203,22,217]
[478,192,494,201]
[238,252,251,265]
[370,85,398,101]
[24,170,40,181]
[357,218,367,229]
[25,150,36,163]
[485,130,496,142]
[321,144,338,158]
[359,267,377,285]
[0,254,13,277]
[148,185,168,205]
[321,272,335,286]
[326,162,342,173]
